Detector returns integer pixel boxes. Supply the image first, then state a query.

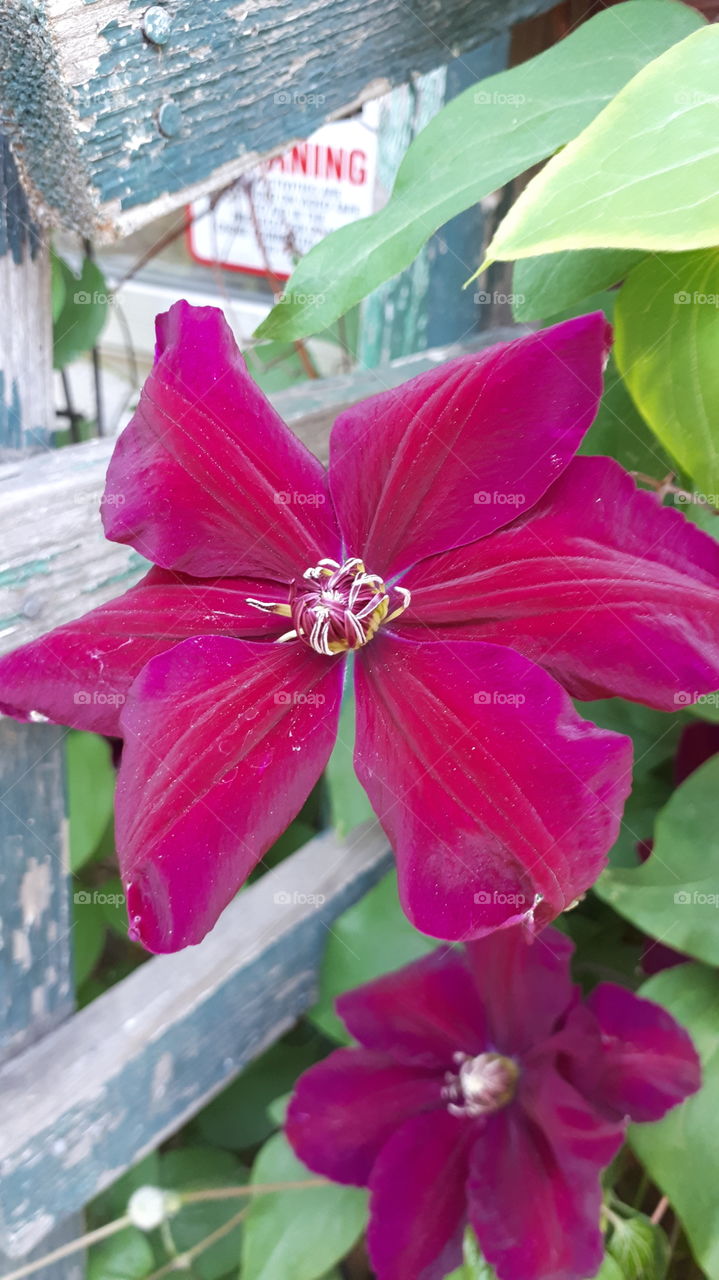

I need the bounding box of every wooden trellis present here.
[0,0,553,1273]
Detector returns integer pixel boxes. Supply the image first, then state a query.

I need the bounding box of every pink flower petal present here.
[354,633,632,941]
[401,456,719,710]
[329,314,610,579]
[569,982,701,1122]
[468,1067,624,1280]
[367,1109,472,1280]
[286,1048,442,1186]
[463,926,577,1055]
[103,302,340,579]
[0,568,284,736]
[337,949,488,1068]
[116,635,343,952]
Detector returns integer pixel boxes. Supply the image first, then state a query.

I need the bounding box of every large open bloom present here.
[286,927,700,1280]
[2,303,719,951]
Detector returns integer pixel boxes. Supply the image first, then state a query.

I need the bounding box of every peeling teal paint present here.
[0,558,55,588]
[0,372,51,454]
[64,0,555,218]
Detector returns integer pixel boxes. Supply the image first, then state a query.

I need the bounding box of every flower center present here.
[442,1052,519,1118]
[248,558,410,656]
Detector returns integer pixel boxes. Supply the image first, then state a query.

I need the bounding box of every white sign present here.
[189,113,379,280]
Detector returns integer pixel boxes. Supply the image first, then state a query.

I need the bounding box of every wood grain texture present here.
[0,136,54,455]
[0,720,72,1060]
[0,822,392,1257]
[0,0,555,237]
[0,327,519,657]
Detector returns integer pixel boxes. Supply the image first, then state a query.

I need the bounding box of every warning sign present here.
[188,113,379,280]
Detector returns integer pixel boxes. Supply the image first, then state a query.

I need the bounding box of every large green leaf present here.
[596,755,719,962]
[486,25,719,264]
[87,1227,154,1280]
[66,730,116,872]
[630,963,719,1279]
[308,871,436,1042]
[614,248,719,497]
[254,2,702,343]
[241,1131,367,1280]
[513,249,644,323]
[194,1035,325,1151]
[580,356,674,479]
[53,256,110,369]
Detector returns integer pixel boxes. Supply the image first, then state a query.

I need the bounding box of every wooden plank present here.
[0,326,520,658]
[0,822,392,1258]
[0,0,556,238]
[0,135,54,456]
[0,720,72,1059]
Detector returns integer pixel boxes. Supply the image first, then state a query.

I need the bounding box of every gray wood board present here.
[0,327,520,656]
[0,0,556,236]
[0,822,391,1257]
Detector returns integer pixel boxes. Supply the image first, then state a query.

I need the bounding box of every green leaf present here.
[72,897,106,987]
[581,697,680,870]
[308,871,436,1042]
[159,1147,248,1280]
[254,1,702,343]
[579,355,674,479]
[596,755,719,962]
[242,1131,367,1280]
[325,695,373,837]
[486,25,719,265]
[53,256,110,369]
[443,1230,497,1277]
[630,963,719,1279]
[66,730,116,872]
[194,1037,325,1151]
[606,1210,669,1280]
[87,1227,154,1280]
[513,249,644,323]
[615,248,719,498]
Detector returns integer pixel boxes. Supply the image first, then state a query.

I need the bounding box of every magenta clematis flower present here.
[2,302,719,952]
[286,927,700,1280]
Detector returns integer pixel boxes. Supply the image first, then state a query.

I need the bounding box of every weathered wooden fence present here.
[0,0,554,1273]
